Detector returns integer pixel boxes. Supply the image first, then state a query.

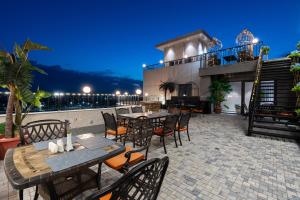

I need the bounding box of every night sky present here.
[1,0,299,80]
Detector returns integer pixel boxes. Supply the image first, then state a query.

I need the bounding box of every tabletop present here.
[4,133,125,190]
[118,111,171,119]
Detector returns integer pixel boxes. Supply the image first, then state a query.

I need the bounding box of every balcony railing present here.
[144,41,263,70]
[0,92,143,114]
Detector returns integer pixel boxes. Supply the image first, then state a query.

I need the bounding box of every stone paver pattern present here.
[1,114,300,200]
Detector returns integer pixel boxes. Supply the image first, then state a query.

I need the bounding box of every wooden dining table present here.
[4,133,125,200]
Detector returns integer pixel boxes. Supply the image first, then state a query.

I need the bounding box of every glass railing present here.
[144,41,263,70]
[0,92,143,114]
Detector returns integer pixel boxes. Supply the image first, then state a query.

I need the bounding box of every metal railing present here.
[0,92,143,114]
[144,42,263,70]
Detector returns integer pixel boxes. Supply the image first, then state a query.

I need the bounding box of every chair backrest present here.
[178,112,191,128]
[87,157,169,200]
[167,106,180,115]
[127,116,153,148]
[101,112,117,131]
[19,119,68,145]
[115,107,130,115]
[163,115,179,132]
[131,106,143,113]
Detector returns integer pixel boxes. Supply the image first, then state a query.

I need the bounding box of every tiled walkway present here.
[1,114,300,200]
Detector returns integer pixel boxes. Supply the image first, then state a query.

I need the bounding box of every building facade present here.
[143,29,261,113]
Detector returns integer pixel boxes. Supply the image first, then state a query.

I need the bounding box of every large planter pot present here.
[214,103,222,114]
[0,137,19,160]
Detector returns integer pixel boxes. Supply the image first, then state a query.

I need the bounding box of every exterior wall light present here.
[184,54,188,59]
[82,86,91,94]
[145,93,149,97]
[159,60,163,64]
[252,38,259,44]
[135,89,142,95]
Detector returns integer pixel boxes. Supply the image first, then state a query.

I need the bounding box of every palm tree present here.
[0,39,49,137]
[159,81,176,103]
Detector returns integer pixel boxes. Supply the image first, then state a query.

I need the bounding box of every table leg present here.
[19,189,23,200]
[46,181,58,200]
[97,162,102,190]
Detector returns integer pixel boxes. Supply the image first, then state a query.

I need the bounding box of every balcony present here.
[144,42,263,71]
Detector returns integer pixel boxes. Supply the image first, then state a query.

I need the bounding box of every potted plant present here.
[209,79,232,113]
[0,123,5,139]
[288,41,300,63]
[261,46,270,60]
[0,39,49,159]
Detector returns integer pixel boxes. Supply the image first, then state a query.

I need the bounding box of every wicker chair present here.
[102,112,127,141]
[115,107,130,126]
[19,119,98,200]
[176,112,191,145]
[87,157,169,200]
[153,115,179,154]
[104,116,153,173]
[131,106,143,113]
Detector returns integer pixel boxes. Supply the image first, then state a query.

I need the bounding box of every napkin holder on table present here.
[48,142,58,154]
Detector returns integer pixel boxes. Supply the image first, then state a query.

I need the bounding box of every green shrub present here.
[291,83,300,92]
[261,46,270,55]
[288,50,300,58]
[295,108,300,116]
[290,63,300,72]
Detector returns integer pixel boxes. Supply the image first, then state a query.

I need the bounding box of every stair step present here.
[253,124,299,132]
[249,130,300,140]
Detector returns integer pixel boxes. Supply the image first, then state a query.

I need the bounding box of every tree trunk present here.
[5,87,15,138]
[14,100,22,127]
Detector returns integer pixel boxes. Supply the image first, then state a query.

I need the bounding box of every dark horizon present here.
[1,0,300,80]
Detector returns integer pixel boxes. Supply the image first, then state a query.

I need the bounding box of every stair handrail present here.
[247,48,264,135]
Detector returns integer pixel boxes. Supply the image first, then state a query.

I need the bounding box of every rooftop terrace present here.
[2,114,300,200]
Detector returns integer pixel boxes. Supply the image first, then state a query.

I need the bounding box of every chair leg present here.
[162,136,167,154]
[177,130,182,146]
[173,131,178,148]
[186,128,191,141]
[33,186,39,200]
[97,162,102,190]
[19,190,23,200]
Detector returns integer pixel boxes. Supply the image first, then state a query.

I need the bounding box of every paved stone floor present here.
[1,114,300,200]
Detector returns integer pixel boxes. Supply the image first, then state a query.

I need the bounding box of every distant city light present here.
[142,64,147,68]
[115,90,121,96]
[145,93,149,97]
[59,93,64,96]
[124,92,128,96]
[135,89,142,95]
[54,92,60,96]
[159,60,164,64]
[82,86,91,94]
[252,38,259,44]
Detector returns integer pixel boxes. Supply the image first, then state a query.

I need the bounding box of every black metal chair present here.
[19,119,98,200]
[176,112,191,145]
[19,119,68,145]
[102,112,127,141]
[18,119,69,200]
[115,107,130,126]
[87,157,169,200]
[104,116,153,173]
[131,106,143,113]
[153,115,179,154]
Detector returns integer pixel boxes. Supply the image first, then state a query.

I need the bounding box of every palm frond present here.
[23,39,50,53]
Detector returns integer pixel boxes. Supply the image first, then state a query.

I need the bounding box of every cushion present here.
[105,146,144,170]
[176,126,187,131]
[99,193,112,200]
[106,126,127,135]
[153,127,173,136]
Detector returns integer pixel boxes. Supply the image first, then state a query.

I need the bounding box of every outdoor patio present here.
[1,114,300,200]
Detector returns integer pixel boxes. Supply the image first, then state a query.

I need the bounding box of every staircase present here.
[248,57,300,139]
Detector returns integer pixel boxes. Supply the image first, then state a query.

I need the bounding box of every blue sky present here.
[1,0,299,80]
